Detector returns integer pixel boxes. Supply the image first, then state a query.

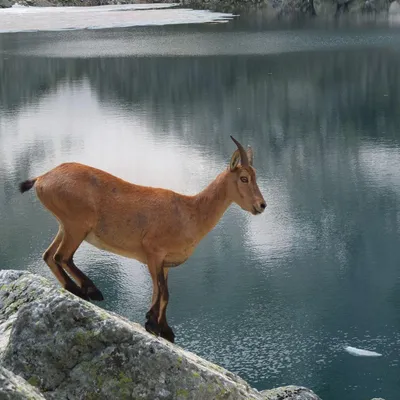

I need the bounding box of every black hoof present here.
[145,318,160,337]
[160,327,175,343]
[85,286,104,301]
[65,282,90,301]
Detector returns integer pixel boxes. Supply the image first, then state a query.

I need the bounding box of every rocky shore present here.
[0,270,322,400]
[0,270,388,399]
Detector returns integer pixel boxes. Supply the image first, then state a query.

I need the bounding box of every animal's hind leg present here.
[64,260,104,301]
[54,226,104,302]
[43,227,89,300]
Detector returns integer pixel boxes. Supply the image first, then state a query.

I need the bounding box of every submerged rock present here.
[0,270,321,400]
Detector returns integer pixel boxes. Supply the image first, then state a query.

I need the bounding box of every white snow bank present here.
[0,3,234,33]
[7,3,179,12]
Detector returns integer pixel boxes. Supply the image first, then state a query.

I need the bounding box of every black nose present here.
[260,202,266,209]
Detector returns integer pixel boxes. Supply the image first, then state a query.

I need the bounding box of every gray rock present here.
[0,0,12,8]
[346,0,389,13]
[277,0,314,15]
[261,386,322,399]
[0,366,45,400]
[389,0,400,12]
[0,270,321,400]
[181,0,393,14]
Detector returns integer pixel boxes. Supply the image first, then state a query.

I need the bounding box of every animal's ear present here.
[247,146,254,166]
[230,149,240,171]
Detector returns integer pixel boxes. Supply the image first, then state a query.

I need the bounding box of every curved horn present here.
[247,146,254,166]
[230,136,249,167]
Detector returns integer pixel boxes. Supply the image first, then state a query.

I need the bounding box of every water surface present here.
[1,15,400,400]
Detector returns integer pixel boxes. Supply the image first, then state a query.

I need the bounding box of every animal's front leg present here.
[158,268,175,343]
[159,324,175,343]
[145,258,165,337]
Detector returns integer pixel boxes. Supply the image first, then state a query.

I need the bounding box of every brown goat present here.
[19,136,266,343]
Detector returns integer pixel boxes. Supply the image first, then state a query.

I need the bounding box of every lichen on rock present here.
[0,365,46,399]
[261,386,324,399]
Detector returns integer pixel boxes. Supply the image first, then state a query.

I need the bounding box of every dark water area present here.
[1,13,400,400]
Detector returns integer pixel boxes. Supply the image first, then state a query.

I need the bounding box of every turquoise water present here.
[1,17,400,400]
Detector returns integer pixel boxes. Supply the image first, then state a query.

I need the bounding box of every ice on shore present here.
[0,3,234,33]
[344,346,382,357]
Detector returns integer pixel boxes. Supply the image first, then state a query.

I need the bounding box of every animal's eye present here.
[240,177,249,183]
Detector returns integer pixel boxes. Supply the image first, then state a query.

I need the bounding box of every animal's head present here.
[228,136,266,215]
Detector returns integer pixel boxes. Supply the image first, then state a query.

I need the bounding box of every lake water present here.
[1,7,400,400]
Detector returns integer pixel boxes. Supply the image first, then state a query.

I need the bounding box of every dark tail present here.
[19,178,37,194]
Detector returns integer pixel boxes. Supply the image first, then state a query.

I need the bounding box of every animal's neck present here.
[192,170,233,238]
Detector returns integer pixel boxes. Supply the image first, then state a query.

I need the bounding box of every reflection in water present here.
[1,28,400,400]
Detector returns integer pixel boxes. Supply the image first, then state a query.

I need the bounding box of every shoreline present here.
[1,0,400,21]
[1,0,399,17]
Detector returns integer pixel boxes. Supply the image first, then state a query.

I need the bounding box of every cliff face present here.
[179,0,393,16]
[0,270,320,400]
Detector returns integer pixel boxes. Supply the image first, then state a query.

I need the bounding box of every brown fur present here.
[19,137,266,343]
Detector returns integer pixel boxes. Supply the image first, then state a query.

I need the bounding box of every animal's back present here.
[34,162,132,224]
[34,162,198,263]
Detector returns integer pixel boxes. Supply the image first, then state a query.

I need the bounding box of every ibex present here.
[19,136,266,343]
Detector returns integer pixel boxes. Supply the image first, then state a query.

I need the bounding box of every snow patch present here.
[0,3,234,33]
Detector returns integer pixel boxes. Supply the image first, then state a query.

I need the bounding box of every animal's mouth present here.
[252,206,263,215]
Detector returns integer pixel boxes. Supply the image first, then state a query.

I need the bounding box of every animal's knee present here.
[42,251,49,262]
[43,250,54,263]
[53,253,66,265]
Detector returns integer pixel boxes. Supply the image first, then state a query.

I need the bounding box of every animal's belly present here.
[84,232,147,264]
[164,248,195,268]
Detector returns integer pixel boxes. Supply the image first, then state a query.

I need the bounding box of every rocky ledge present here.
[0,270,321,400]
